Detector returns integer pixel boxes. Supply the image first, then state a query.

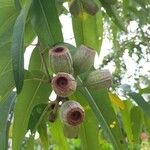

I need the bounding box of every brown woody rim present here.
[67,107,84,126]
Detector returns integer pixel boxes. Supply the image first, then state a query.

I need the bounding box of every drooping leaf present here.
[24,17,36,46]
[129,92,150,118]
[31,0,63,47]
[26,136,34,150]
[0,43,14,103]
[12,71,51,150]
[120,100,133,143]
[0,92,16,150]
[0,0,18,45]
[29,46,43,71]
[0,0,34,46]
[130,106,143,143]
[109,92,125,110]
[77,77,127,150]
[74,91,100,150]
[72,1,103,53]
[11,0,33,93]
[28,104,47,132]
[139,87,150,94]
[50,119,70,150]
[38,121,49,150]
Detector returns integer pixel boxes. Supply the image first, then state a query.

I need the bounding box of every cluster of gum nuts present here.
[49,43,112,138]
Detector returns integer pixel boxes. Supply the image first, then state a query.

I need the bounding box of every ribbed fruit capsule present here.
[60,101,84,126]
[73,45,96,74]
[85,69,112,90]
[52,73,77,97]
[81,0,99,15]
[69,0,81,16]
[49,45,73,74]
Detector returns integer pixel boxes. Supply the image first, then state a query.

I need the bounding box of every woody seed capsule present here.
[49,45,73,74]
[69,0,81,16]
[73,45,96,74]
[81,0,99,15]
[60,101,84,126]
[52,73,77,97]
[85,69,112,90]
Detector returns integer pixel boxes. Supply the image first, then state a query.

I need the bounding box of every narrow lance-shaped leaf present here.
[38,121,49,150]
[50,119,70,150]
[31,0,63,47]
[0,0,18,46]
[77,77,127,150]
[129,92,150,118]
[0,92,16,150]
[11,0,33,93]
[12,71,51,150]
[73,91,100,150]
[130,106,144,143]
[120,100,133,143]
[71,1,103,53]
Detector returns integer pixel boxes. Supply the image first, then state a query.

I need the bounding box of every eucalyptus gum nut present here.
[69,0,81,16]
[60,101,84,126]
[73,45,96,75]
[63,124,79,138]
[52,73,77,97]
[85,69,112,90]
[49,45,73,74]
[55,42,77,56]
[81,0,99,15]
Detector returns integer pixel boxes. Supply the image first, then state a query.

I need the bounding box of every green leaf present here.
[11,0,33,94]
[28,104,49,149]
[74,91,100,150]
[26,136,34,150]
[139,87,150,94]
[99,0,126,31]
[0,70,14,103]
[14,0,22,11]
[130,106,143,143]
[29,46,53,76]
[72,3,103,53]
[24,18,36,46]
[0,43,15,103]
[12,71,51,150]
[31,0,63,47]
[38,121,49,150]
[129,92,150,118]
[77,77,127,150]
[50,119,70,150]
[120,100,133,143]
[28,104,47,132]
[0,0,18,45]
[0,92,16,150]
[108,92,125,110]
[144,115,150,135]
[29,46,43,71]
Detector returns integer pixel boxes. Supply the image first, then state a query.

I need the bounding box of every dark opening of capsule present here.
[54,47,64,53]
[70,111,82,123]
[56,77,68,88]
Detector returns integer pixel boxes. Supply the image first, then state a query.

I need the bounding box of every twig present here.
[38,42,52,82]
